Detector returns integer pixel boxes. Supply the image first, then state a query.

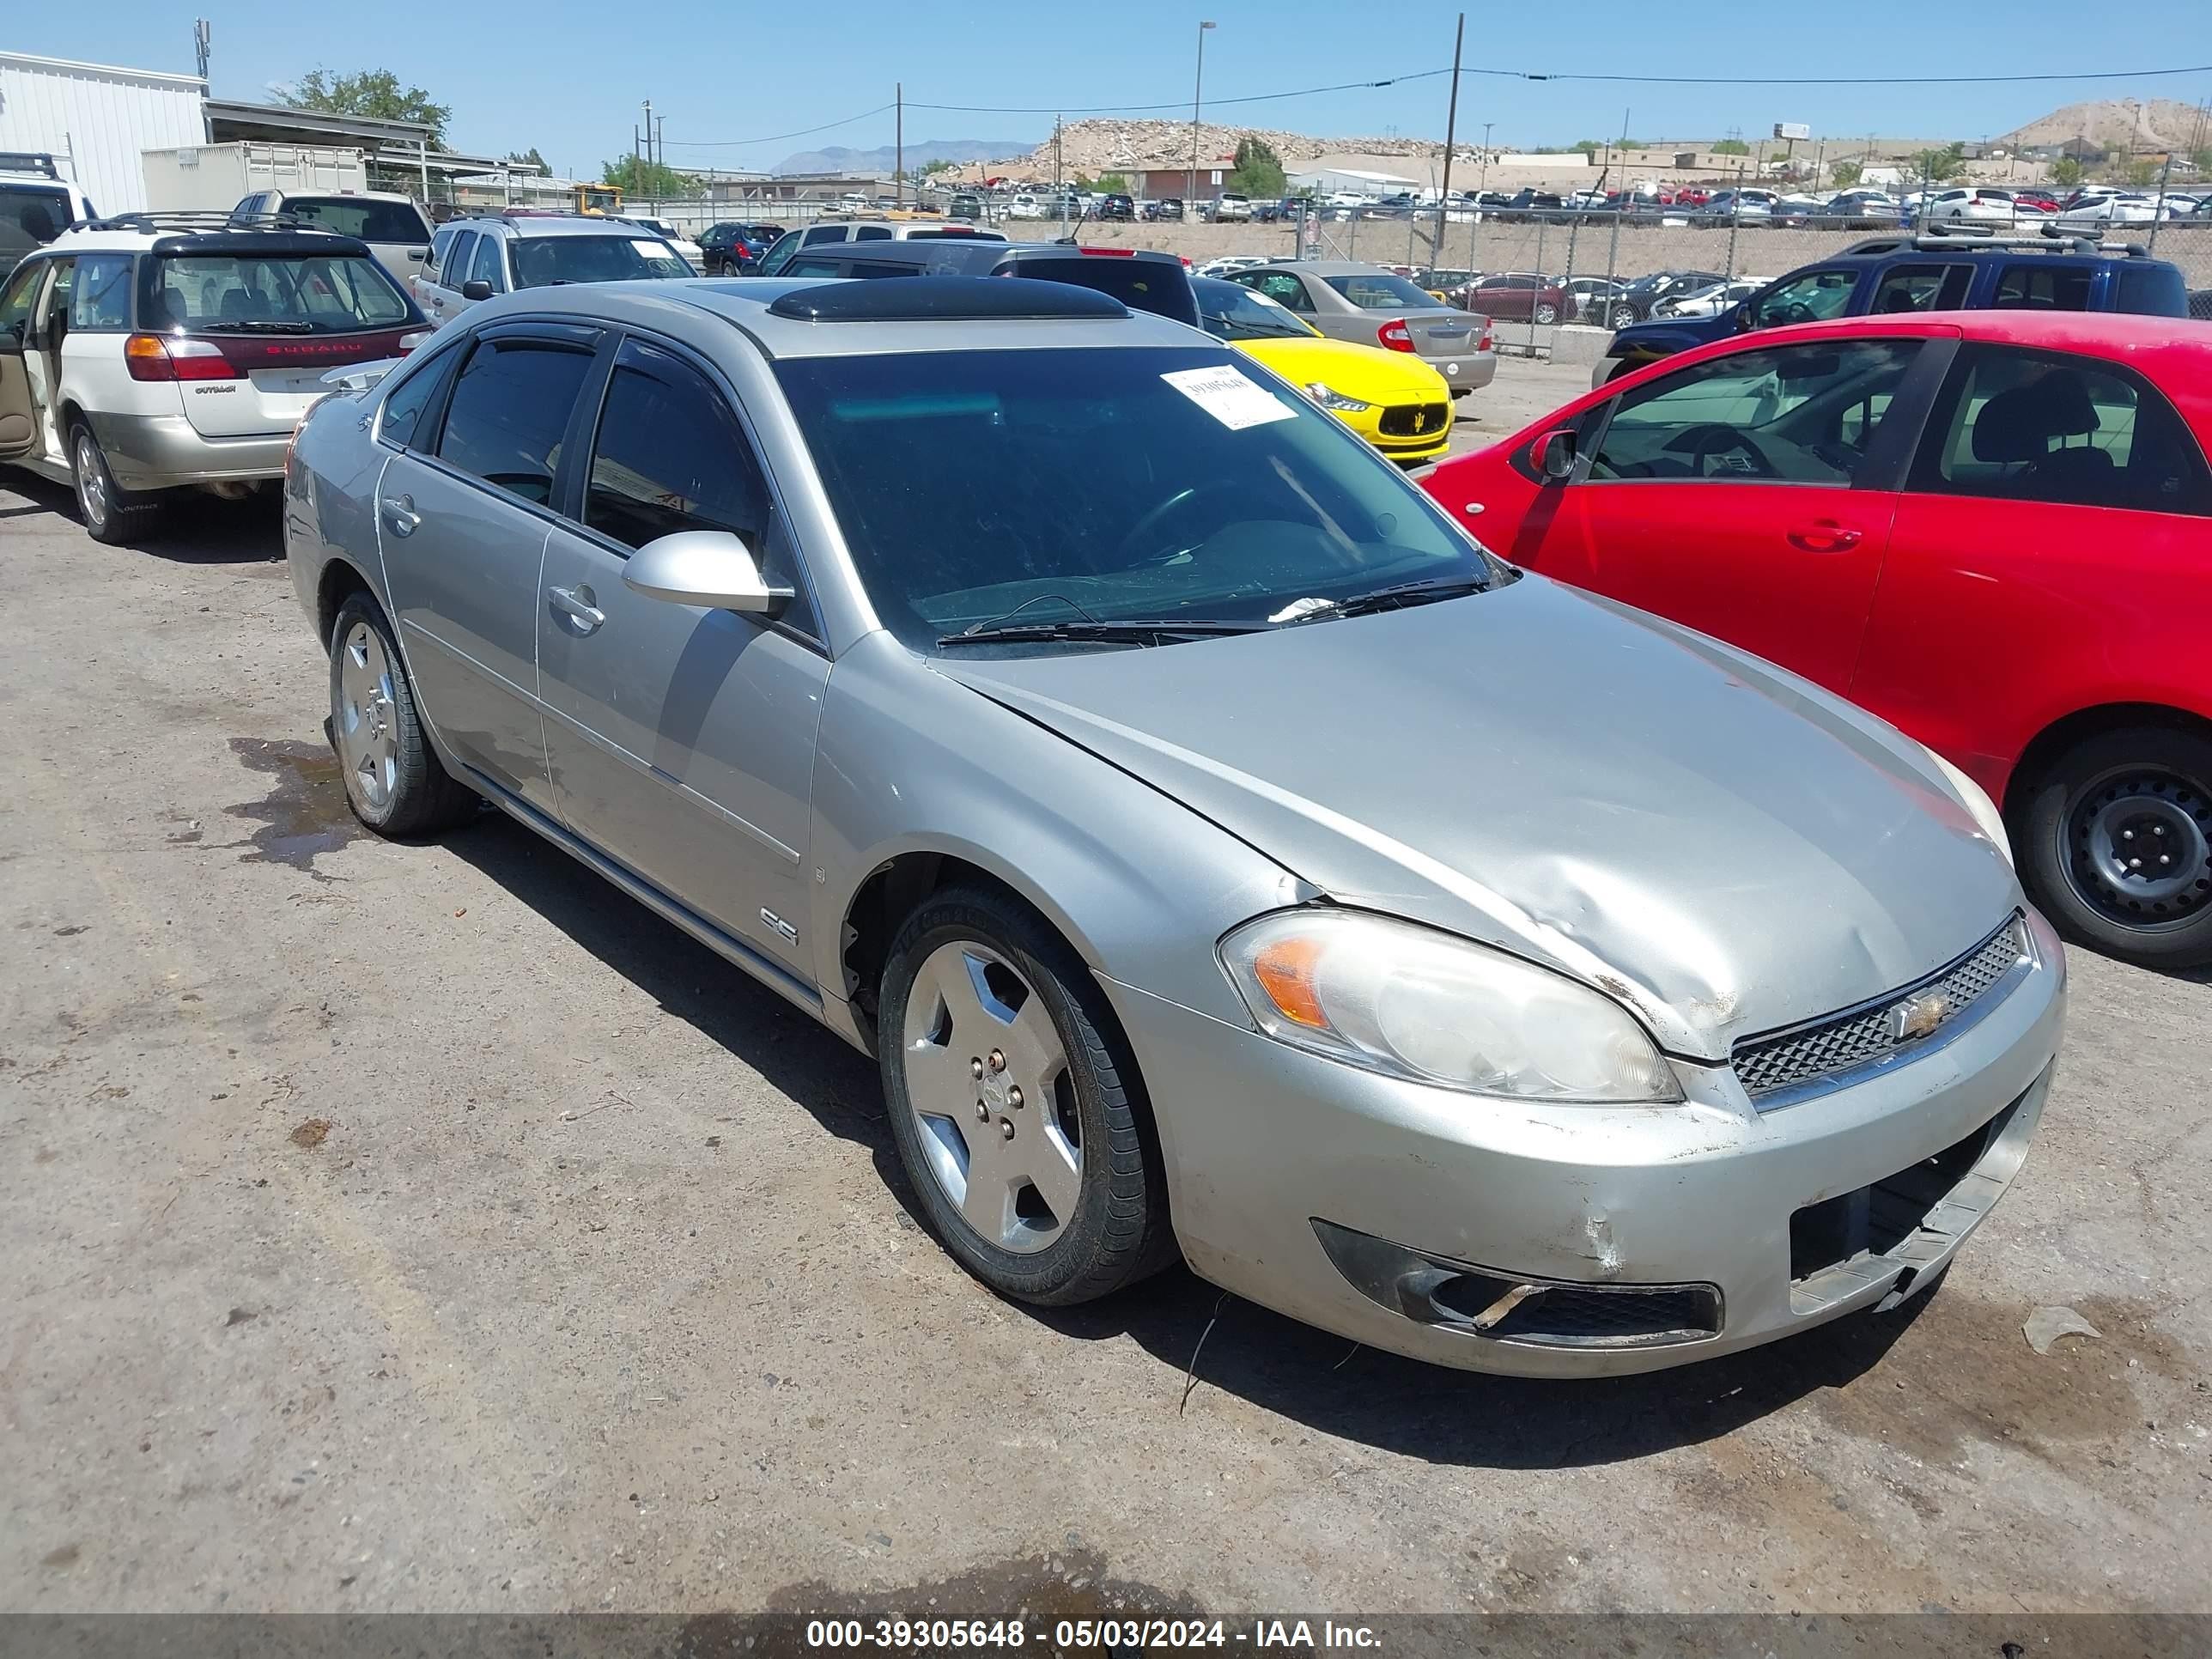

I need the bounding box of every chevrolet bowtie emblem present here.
[1886,989,1954,1042]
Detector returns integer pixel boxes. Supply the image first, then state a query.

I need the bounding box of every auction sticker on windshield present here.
[629,240,669,258]
[1162,365,1296,431]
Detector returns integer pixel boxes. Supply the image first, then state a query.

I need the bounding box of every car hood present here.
[936,577,2020,1060]
[1233,337,1447,401]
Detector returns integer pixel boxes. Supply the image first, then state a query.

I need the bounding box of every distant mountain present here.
[772,138,1032,177]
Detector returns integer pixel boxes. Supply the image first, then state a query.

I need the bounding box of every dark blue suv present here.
[1598,231,2191,383]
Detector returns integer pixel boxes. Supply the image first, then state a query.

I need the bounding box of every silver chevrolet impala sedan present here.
[283,275,2065,1377]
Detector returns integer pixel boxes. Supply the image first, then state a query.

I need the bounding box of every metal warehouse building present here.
[0,51,207,215]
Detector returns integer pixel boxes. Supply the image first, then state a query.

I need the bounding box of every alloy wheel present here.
[899,939,1083,1254]
[74,434,108,532]
[335,621,401,813]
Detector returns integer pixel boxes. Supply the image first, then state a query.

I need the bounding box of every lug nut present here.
[2123,830,2135,841]
[970,1057,984,1079]
[975,1100,988,1122]
[1008,1085,1024,1109]
[1000,1118,1015,1140]
[988,1049,1006,1073]
[2154,825,2166,836]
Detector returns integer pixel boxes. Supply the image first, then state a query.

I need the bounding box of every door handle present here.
[548,584,605,632]
[1786,520,1863,553]
[380,494,420,536]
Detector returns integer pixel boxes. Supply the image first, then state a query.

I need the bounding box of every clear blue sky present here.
[15,2,2210,176]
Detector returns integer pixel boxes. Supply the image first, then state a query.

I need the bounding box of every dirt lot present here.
[3,358,2209,1622]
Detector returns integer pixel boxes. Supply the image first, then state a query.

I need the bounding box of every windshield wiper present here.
[937,618,1273,647]
[197,319,313,334]
[1283,574,1493,624]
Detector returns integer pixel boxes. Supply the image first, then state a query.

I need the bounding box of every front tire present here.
[878,885,1176,1306]
[327,592,480,836]
[1534,302,1560,325]
[2015,725,2212,969]
[70,424,159,545]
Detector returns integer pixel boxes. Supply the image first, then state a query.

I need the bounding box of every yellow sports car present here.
[1193,276,1455,464]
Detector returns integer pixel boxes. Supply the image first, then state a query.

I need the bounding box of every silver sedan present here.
[283,273,2063,1376]
[1225,260,1498,396]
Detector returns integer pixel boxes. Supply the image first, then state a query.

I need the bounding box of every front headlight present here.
[1927,749,2014,866]
[1304,382,1373,412]
[1218,910,1680,1103]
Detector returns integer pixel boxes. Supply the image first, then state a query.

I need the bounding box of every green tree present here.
[2120,158,2157,187]
[1093,172,1130,195]
[921,157,957,177]
[1827,159,1863,190]
[1912,143,1966,184]
[283,68,451,149]
[1711,137,1751,156]
[601,155,699,198]
[2051,155,2086,188]
[2194,145,2212,173]
[1225,137,1285,198]
[505,147,548,172]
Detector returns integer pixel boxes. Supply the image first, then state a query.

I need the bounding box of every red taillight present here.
[1377,319,1414,353]
[125,333,241,383]
[1075,246,1135,256]
[1477,317,1494,352]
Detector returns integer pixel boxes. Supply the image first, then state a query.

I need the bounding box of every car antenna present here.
[1057,197,1092,246]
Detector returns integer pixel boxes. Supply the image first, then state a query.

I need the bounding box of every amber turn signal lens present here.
[1252,935,1329,1029]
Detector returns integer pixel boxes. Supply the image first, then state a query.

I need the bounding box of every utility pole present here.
[1188,21,1215,209]
[896,82,903,209]
[1434,11,1463,268]
[641,99,653,199]
[2148,145,2176,254]
[1478,120,1494,200]
[1605,106,1629,286]
[193,20,213,141]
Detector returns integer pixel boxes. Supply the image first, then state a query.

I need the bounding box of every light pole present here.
[1478,120,1494,199]
[1188,21,1215,210]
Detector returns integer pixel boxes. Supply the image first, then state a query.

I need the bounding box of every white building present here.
[0,51,208,215]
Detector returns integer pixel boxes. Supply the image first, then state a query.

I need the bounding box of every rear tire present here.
[70,424,159,545]
[327,592,480,837]
[2015,725,2212,969]
[878,884,1177,1307]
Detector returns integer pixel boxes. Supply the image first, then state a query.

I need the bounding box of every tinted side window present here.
[1590,340,1921,486]
[0,259,46,332]
[801,226,848,246]
[1249,272,1311,311]
[757,231,802,276]
[67,252,135,330]
[1993,264,2094,311]
[378,342,462,449]
[444,232,478,288]
[429,223,460,273]
[1749,268,1856,327]
[469,234,507,293]
[1908,343,2212,515]
[436,337,596,507]
[2116,262,2188,319]
[1869,263,1970,313]
[582,339,814,631]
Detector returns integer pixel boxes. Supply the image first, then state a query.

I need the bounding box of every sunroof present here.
[766,275,1129,323]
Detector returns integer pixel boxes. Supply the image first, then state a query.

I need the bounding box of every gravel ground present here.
[3,362,2209,1622]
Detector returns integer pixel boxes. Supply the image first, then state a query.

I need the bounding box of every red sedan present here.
[1422,311,2212,968]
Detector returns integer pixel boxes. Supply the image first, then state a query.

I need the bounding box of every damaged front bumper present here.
[1102,909,2065,1378]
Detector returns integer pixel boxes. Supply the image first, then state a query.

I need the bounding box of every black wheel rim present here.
[2060,763,2212,928]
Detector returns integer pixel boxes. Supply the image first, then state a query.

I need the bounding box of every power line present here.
[662,102,896,149]
[906,70,1449,117]
[658,61,2212,149]
[1468,63,2212,87]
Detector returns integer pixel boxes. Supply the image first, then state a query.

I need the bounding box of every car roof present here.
[270,188,418,204]
[1267,260,1407,276]
[48,221,374,256]
[473,216,664,239]
[449,276,1208,362]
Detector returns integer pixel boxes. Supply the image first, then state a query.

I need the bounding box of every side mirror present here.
[460,280,493,301]
[1532,427,1578,483]
[623,530,791,616]
[1732,303,1757,332]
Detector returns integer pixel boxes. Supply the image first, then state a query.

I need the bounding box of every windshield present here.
[146,253,413,332]
[511,234,692,287]
[1323,271,1444,310]
[280,197,428,242]
[2,183,74,276]
[1194,278,1317,341]
[775,345,1497,653]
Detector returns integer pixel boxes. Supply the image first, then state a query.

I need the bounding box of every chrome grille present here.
[1732,916,2029,1103]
